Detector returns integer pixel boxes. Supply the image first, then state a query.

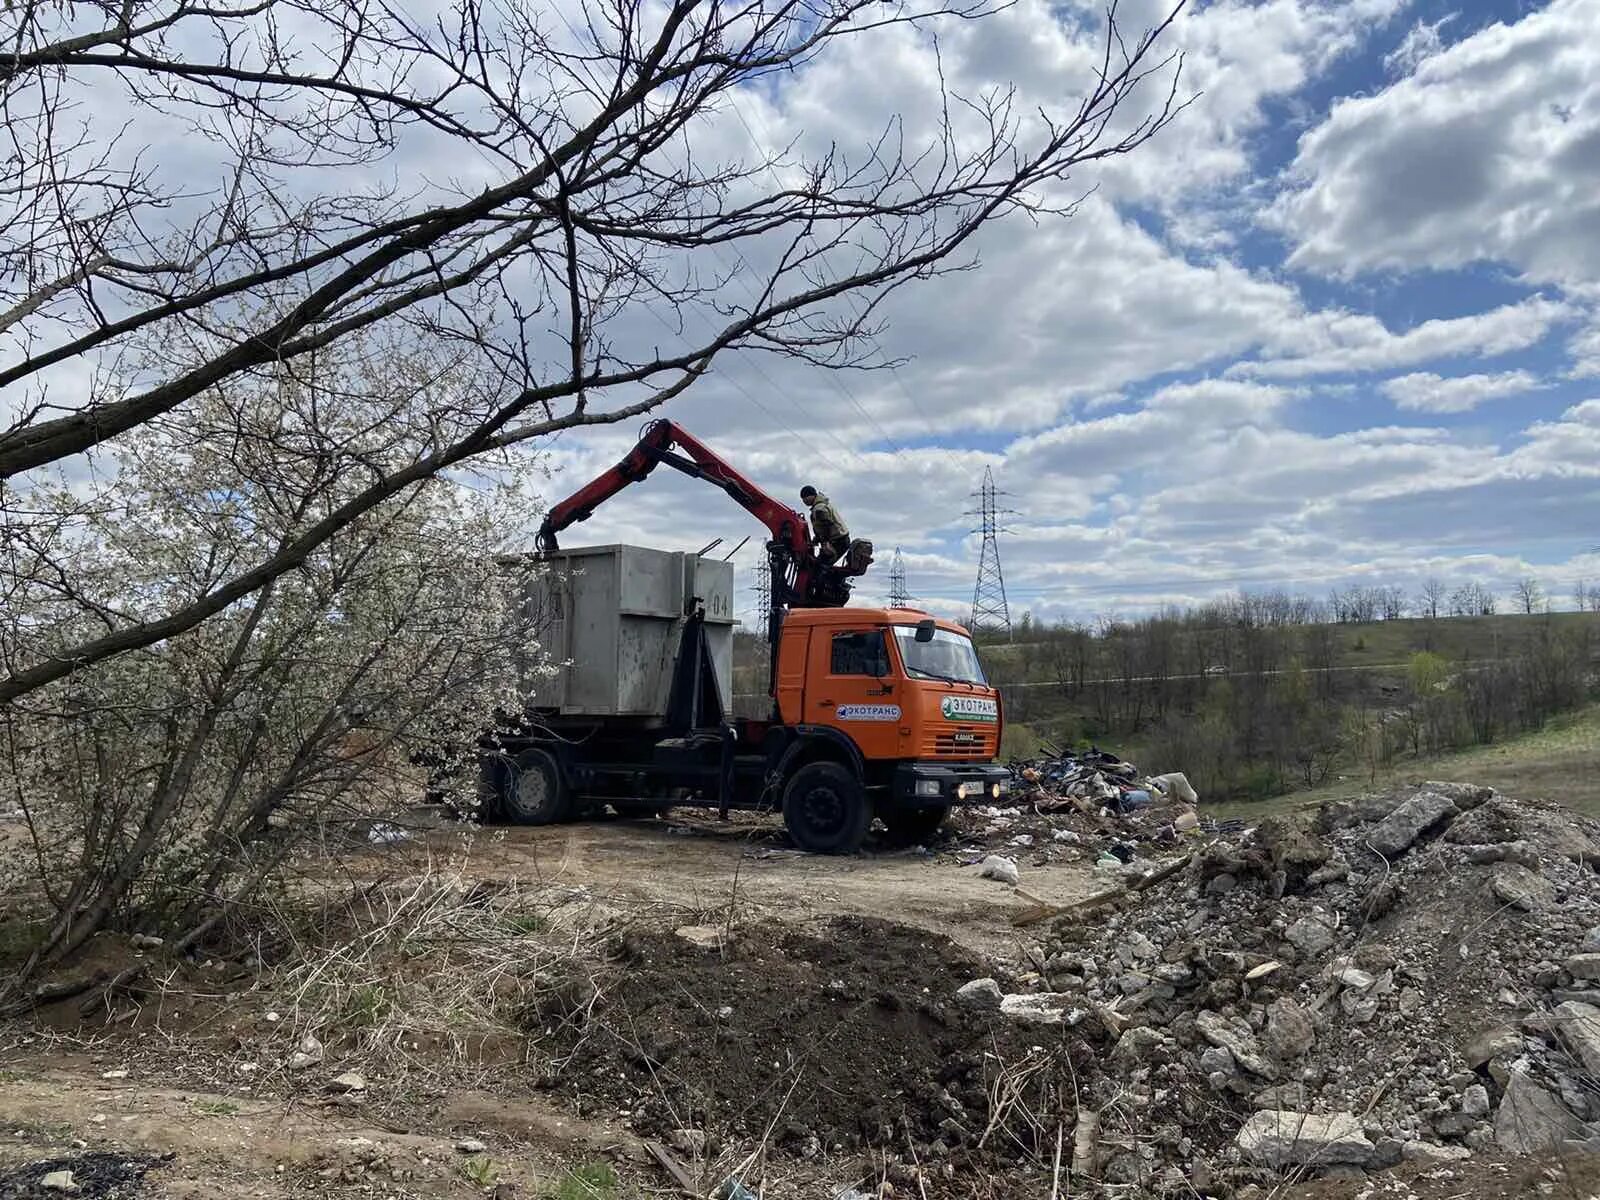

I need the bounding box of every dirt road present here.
[445,809,1099,959]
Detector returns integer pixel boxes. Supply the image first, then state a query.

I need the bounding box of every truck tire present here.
[503,748,571,825]
[782,762,871,854]
[880,804,949,845]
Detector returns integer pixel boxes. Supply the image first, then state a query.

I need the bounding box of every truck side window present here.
[831,631,889,677]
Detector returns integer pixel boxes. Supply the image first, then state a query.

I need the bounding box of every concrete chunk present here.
[1495,1070,1582,1155]
[1196,1011,1277,1079]
[1491,863,1556,912]
[1369,790,1459,859]
[999,993,1084,1026]
[1553,1001,1600,1075]
[955,978,1003,1010]
[1236,1110,1374,1168]
[1463,1025,1522,1068]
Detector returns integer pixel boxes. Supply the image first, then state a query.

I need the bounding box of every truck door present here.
[775,623,810,724]
[807,627,901,760]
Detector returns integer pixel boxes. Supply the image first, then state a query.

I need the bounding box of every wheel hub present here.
[517,769,550,813]
[802,786,845,833]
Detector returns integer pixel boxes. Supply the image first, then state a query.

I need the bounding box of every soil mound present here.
[547,916,1037,1154]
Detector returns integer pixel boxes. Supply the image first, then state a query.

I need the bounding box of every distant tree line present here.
[982,588,1599,803]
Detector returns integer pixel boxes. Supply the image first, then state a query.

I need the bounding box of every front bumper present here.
[891,761,1012,808]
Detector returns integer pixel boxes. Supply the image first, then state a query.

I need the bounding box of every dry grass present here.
[262,867,604,1085]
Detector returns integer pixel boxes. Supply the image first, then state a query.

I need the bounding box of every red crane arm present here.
[535,419,811,563]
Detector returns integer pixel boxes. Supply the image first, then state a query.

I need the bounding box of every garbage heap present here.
[1010,747,1199,817]
[968,781,1600,1193]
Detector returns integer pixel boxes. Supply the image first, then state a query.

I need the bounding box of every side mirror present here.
[914,619,936,643]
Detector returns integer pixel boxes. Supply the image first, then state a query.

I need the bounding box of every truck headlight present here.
[915,779,943,797]
[992,781,1008,798]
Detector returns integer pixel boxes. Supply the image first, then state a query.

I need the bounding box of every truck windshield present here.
[893,627,988,685]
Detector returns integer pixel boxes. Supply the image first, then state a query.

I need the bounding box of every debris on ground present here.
[1011,746,1198,817]
[977,854,1020,884]
[544,779,1600,1194]
[0,1153,169,1199]
[940,746,1221,875]
[1017,780,1600,1189]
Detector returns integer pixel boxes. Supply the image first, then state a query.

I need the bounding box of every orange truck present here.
[477,421,1008,852]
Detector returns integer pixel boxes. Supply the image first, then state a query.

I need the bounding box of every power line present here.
[966,465,1015,638]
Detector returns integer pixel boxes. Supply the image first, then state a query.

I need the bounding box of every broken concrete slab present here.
[1369,790,1459,859]
[1421,781,1495,810]
[1567,955,1600,982]
[998,993,1084,1027]
[1491,862,1556,912]
[1401,1141,1472,1164]
[1494,1070,1582,1155]
[1196,1011,1277,1079]
[1552,1000,1600,1075]
[1235,1110,1374,1168]
[1444,797,1523,845]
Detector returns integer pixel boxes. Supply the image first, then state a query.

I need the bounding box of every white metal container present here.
[524,544,734,717]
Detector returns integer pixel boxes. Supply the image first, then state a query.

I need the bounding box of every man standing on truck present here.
[801,485,850,565]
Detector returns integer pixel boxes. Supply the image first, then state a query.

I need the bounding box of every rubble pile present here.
[990,781,1600,1189]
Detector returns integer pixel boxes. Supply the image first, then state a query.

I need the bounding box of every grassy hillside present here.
[1206,703,1600,819]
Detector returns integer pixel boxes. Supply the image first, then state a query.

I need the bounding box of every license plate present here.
[951,732,981,745]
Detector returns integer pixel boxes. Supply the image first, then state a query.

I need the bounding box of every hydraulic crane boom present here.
[537,419,807,562]
[536,421,868,676]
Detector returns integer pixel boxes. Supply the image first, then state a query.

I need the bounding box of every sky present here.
[542,0,1600,627]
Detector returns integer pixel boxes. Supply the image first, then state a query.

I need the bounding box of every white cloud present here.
[1383,12,1457,76]
[1269,0,1600,285]
[1232,295,1570,380]
[1380,369,1542,413]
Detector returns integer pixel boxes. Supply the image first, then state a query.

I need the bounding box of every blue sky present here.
[548,0,1600,627]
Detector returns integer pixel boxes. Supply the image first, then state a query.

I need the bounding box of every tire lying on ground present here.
[782,761,871,853]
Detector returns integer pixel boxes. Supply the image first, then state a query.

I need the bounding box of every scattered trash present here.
[455,1138,488,1154]
[1011,746,1196,816]
[713,1178,759,1200]
[287,1033,324,1071]
[977,854,1020,885]
[366,822,410,845]
[129,933,163,950]
[0,1154,170,1200]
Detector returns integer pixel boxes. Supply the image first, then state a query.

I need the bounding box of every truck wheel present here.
[880,805,949,845]
[782,762,870,854]
[504,749,571,825]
